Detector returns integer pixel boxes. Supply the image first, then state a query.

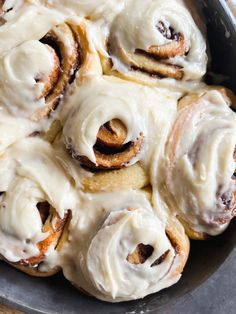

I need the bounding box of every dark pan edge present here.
[0,1,236,314]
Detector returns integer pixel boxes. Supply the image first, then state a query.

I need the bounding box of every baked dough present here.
[0,0,235,303]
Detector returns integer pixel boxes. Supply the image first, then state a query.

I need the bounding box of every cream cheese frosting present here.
[0,108,43,153]
[62,75,178,170]
[0,137,77,262]
[0,0,24,24]
[60,190,182,302]
[108,0,207,80]
[0,2,67,117]
[0,2,85,119]
[164,90,236,235]
[42,0,126,21]
[0,0,234,303]
[0,40,56,116]
[0,2,65,55]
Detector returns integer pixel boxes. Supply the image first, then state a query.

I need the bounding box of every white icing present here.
[43,0,125,21]
[0,0,23,24]
[0,40,55,116]
[165,90,236,235]
[0,107,42,153]
[62,76,178,168]
[0,2,69,117]
[53,135,88,190]
[0,137,77,262]
[61,190,181,302]
[40,0,126,60]
[109,0,207,81]
[1,0,23,14]
[0,0,234,303]
[0,3,65,55]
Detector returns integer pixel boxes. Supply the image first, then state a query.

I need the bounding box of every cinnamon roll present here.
[60,76,177,191]
[164,88,236,239]
[101,0,207,89]
[61,190,189,302]
[0,0,229,303]
[62,76,177,169]
[0,3,100,120]
[0,137,76,276]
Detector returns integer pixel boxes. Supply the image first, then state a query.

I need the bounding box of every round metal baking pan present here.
[0,0,236,313]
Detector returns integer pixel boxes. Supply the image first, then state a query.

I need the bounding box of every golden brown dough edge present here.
[100,50,167,88]
[5,210,71,277]
[178,86,236,110]
[82,162,149,193]
[43,21,102,141]
[74,21,103,84]
[46,127,149,193]
[166,215,190,274]
[72,189,189,298]
[173,86,236,240]
[177,216,209,241]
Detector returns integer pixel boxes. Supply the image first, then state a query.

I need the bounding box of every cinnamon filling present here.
[127,243,170,266]
[147,21,188,59]
[97,119,127,149]
[33,23,81,120]
[18,203,70,267]
[127,243,154,265]
[221,191,235,209]
[151,250,170,267]
[0,0,6,25]
[73,120,144,170]
[216,188,236,224]
[37,201,50,225]
[108,21,188,80]
[157,21,179,41]
[35,45,60,99]
[215,150,236,223]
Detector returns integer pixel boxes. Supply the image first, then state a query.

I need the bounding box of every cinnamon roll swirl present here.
[164,88,236,238]
[61,190,189,302]
[0,3,100,120]
[62,77,146,171]
[61,76,177,191]
[0,137,76,276]
[0,24,78,119]
[0,0,228,303]
[101,0,207,89]
[62,76,177,192]
[52,132,149,193]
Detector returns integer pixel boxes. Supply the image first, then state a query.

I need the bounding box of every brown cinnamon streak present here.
[18,205,70,268]
[70,120,144,171]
